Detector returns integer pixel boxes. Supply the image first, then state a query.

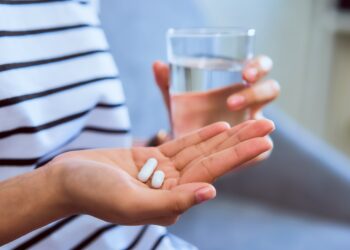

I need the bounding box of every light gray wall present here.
[194,0,315,124]
[196,0,350,155]
[99,0,205,138]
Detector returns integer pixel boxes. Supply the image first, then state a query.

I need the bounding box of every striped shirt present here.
[0,1,195,249]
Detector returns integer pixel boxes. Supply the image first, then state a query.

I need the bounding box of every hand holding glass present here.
[167,28,255,137]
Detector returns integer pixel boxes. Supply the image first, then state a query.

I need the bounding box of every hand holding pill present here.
[51,119,274,227]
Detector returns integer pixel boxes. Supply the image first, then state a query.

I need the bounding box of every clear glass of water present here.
[167,27,255,137]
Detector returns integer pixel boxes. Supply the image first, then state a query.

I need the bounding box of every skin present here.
[0,119,274,244]
[0,56,278,244]
[153,55,281,162]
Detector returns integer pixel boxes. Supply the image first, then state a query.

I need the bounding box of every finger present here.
[218,119,275,149]
[173,120,255,168]
[179,119,274,175]
[180,137,273,183]
[163,177,178,190]
[242,136,274,166]
[255,136,274,161]
[160,122,230,157]
[242,55,273,83]
[129,183,216,219]
[227,79,280,111]
[153,61,171,110]
[153,61,170,89]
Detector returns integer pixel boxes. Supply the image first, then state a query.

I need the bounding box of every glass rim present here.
[167,27,255,38]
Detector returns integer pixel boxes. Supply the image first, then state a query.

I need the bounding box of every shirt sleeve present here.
[92,0,100,14]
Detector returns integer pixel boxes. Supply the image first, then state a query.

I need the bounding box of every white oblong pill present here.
[137,158,158,182]
[151,170,165,189]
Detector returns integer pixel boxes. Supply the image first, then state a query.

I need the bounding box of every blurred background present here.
[197,0,350,156]
[101,0,350,156]
[99,0,350,249]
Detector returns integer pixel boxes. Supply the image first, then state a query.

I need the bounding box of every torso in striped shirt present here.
[0,1,195,249]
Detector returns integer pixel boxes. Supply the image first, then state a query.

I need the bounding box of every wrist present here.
[45,159,79,217]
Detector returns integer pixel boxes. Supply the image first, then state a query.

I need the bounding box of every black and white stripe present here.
[12,216,79,250]
[0,79,125,135]
[0,28,108,65]
[151,234,168,250]
[0,2,99,31]
[0,104,130,165]
[0,23,98,37]
[6,215,109,249]
[7,218,174,250]
[0,1,191,249]
[0,76,119,108]
[0,49,108,73]
[70,224,118,250]
[0,53,119,99]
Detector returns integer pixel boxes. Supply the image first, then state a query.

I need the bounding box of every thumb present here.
[172,182,217,207]
[153,61,171,110]
[139,183,216,218]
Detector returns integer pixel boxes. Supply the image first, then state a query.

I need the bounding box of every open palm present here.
[62,119,274,189]
[52,119,274,226]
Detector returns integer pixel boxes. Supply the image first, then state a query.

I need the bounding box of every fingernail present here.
[245,68,258,80]
[260,56,273,71]
[228,95,245,108]
[265,119,276,131]
[256,80,280,96]
[195,186,216,204]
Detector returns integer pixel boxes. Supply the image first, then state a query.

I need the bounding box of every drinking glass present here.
[167,27,255,137]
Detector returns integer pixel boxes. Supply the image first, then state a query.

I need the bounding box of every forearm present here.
[0,165,70,245]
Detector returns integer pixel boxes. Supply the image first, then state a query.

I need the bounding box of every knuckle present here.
[193,142,206,155]
[248,87,259,101]
[232,146,241,162]
[200,158,216,182]
[235,130,245,143]
[173,202,185,215]
[172,195,188,215]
